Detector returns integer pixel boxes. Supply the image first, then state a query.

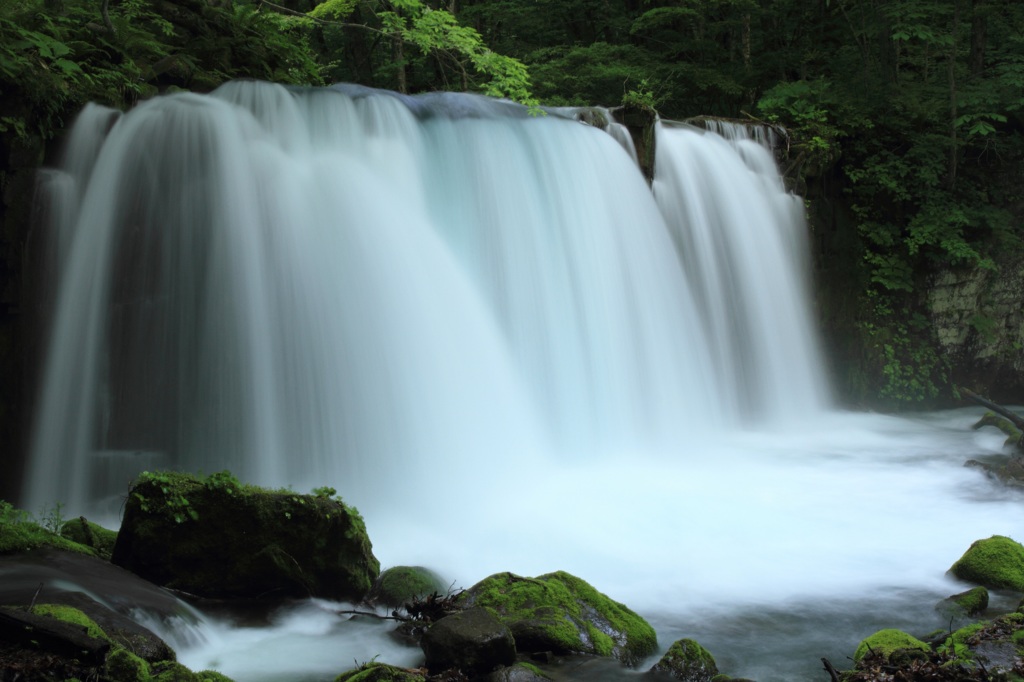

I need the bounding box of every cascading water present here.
[26,81,811,513]
[22,81,1023,681]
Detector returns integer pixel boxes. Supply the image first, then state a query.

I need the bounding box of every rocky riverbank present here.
[3,469,1024,682]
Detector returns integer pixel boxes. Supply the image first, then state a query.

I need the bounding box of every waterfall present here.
[25,81,828,515]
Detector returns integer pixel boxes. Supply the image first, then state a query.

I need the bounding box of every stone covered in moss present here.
[335,662,427,682]
[106,648,151,682]
[370,566,447,608]
[853,629,930,663]
[483,661,550,681]
[60,517,118,560]
[0,500,96,556]
[938,586,989,618]
[112,471,379,600]
[459,571,657,666]
[649,638,719,681]
[11,603,233,682]
[949,535,1024,592]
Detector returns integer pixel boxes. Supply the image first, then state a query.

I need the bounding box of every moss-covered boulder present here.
[459,571,657,666]
[0,500,97,556]
[648,638,719,681]
[60,517,118,561]
[853,629,930,663]
[369,566,447,608]
[335,662,427,682]
[949,535,1024,592]
[1,602,233,682]
[938,586,989,619]
[112,472,379,600]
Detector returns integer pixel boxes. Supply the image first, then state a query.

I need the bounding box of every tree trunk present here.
[947,0,960,190]
[969,0,988,78]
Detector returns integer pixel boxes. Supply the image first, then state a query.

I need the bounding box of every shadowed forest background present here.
[3,0,1024,503]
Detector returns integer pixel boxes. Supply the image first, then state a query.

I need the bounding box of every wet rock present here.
[937,586,989,620]
[949,535,1024,591]
[482,661,551,681]
[459,571,657,666]
[369,566,448,608]
[112,472,379,600]
[853,629,930,664]
[421,607,517,676]
[648,638,719,682]
[60,517,118,561]
[335,661,427,681]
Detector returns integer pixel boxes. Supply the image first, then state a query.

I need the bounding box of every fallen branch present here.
[960,387,1024,433]
[821,657,842,682]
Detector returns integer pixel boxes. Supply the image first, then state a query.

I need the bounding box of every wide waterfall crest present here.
[26,81,827,515]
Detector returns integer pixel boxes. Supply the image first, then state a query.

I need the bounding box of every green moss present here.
[651,638,719,682]
[151,663,235,682]
[335,662,426,682]
[460,571,657,665]
[371,566,445,607]
[106,648,152,682]
[949,535,1024,591]
[0,500,96,556]
[516,662,549,678]
[31,604,112,643]
[114,470,379,600]
[854,629,930,662]
[936,622,985,661]
[60,517,118,560]
[941,586,989,617]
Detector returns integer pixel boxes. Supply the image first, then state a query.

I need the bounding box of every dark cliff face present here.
[926,260,1024,404]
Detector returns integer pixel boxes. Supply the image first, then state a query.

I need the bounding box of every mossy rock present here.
[0,500,96,556]
[853,629,930,663]
[12,602,232,682]
[335,661,427,682]
[60,517,118,560]
[112,471,379,600]
[106,648,152,682]
[938,586,989,618]
[649,638,719,682]
[459,571,657,666]
[949,535,1024,592]
[483,661,551,681]
[370,566,447,608]
[152,662,235,681]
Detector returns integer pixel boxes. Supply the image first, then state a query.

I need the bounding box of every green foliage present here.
[622,78,657,110]
[308,0,535,105]
[857,293,949,405]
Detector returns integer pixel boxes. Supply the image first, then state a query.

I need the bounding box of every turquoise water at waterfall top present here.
[24,81,1023,680]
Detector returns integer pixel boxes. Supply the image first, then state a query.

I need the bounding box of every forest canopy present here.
[2,0,1024,407]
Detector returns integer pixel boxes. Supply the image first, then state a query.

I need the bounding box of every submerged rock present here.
[421,606,517,676]
[113,471,379,600]
[949,535,1024,592]
[459,571,657,666]
[648,638,719,681]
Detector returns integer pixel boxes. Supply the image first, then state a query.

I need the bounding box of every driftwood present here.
[961,387,1024,433]
[0,606,110,666]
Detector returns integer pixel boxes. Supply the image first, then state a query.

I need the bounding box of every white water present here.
[23,81,1024,680]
